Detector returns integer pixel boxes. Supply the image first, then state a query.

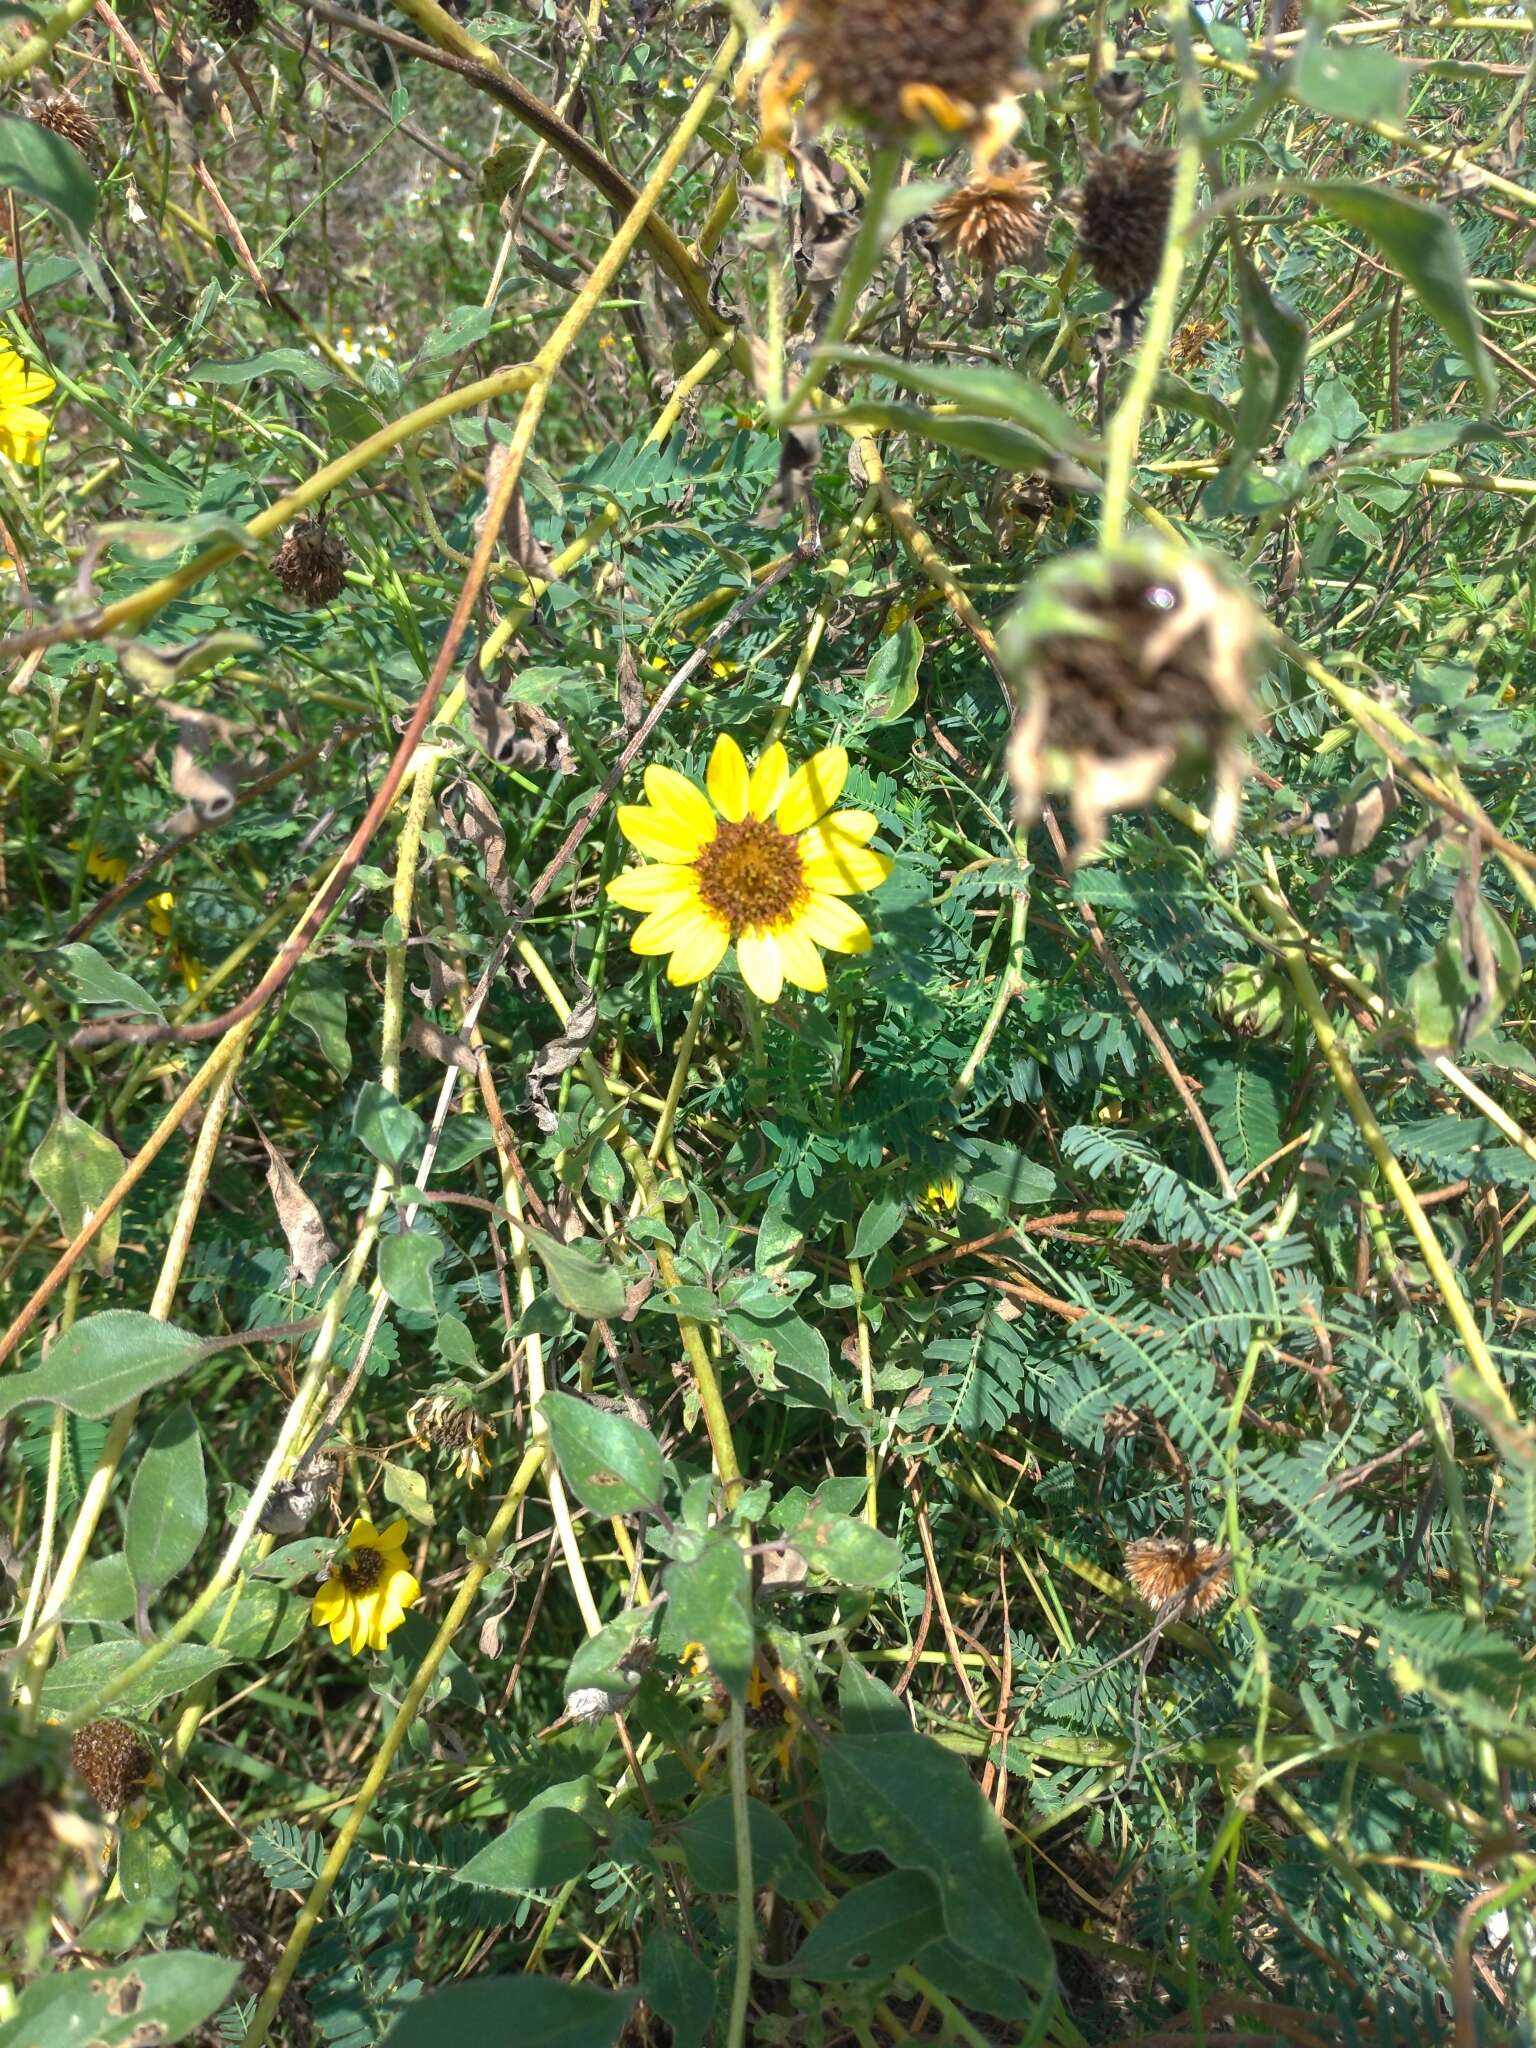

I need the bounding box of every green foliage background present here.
[3,0,1536,2043]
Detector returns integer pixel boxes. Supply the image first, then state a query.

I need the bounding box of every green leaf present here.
[454,1804,599,1892]
[60,1553,136,1624]
[586,1137,625,1204]
[352,1082,425,1171]
[191,1579,306,1660]
[524,1229,631,1319]
[380,1980,636,2048]
[664,1532,754,1700]
[539,1389,665,1515]
[834,400,1076,477]
[289,973,351,1077]
[771,1869,945,1981]
[434,1115,496,1173]
[674,1795,818,1900]
[1407,898,1522,1053]
[37,1639,228,1717]
[725,1309,833,1407]
[0,110,96,235]
[0,1952,241,2048]
[852,1193,906,1262]
[639,1928,716,2048]
[382,1459,435,1527]
[378,1226,445,1314]
[417,304,497,362]
[780,1504,901,1590]
[0,252,79,312]
[1306,180,1494,404]
[434,1311,478,1368]
[826,349,1095,457]
[861,624,922,725]
[29,1110,124,1277]
[190,349,336,390]
[126,1404,206,1607]
[1203,251,1308,514]
[1289,38,1406,120]
[118,1777,189,1924]
[49,943,164,1019]
[564,1598,662,1700]
[963,1141,1056,1210]
[0,1313,201,1422]
[820,1730,1052,1985]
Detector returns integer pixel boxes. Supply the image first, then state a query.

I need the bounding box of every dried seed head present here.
[1002,541,1262,859]
[1169,318,1222,372]
[763,0,1034,148]
[408,1393,493,1484]
[30,92,102,160]
[70,1721,154,1815]
[1077,142,1176,306]
[0,1770,62,1938]
[931,161,1047,274]
[205,0,261,40]
[272,518,350,607]
[1123,1537,1231,1618]
[564,1685,629,1724]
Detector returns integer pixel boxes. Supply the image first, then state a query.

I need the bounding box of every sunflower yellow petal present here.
[617,804,710,862]
[747,742,790,820]
[350,1518,378,1548]
[799,896,872,953]
[737,929,784,1004]
[329,1610,353,1647]
[665,918,731,986]
[631,899,719,956]
[376,1520,409,1552]
[707,734,750,823]
[607,865,701,912]
[776,746,848,834]
[809,807,880,848]
[644,764,717,845]
[312,1578,346,1625]
[776,927,828,993]
[802,844,893,896]
[349,1600,373,1655]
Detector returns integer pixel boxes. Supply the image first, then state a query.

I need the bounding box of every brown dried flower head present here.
[756,0,1038,156]
[931,160,1047,274]
[1123,1537,1231,1618]
[0,1770,61,1940]
[31,91,102,161]
[1002,540,1263,859]
[70,1720,154,1815]
[205,0,262,40]
[408,1393,493,1485]
[1169,318,1223,372]
[273,518,350,607]
[1077,141,1177,306]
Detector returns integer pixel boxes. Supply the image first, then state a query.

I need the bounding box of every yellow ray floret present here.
[608,734,894,1005]
[0,346,56,465]
[311,1516,422,1655]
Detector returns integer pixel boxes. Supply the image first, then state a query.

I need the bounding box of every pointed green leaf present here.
[126,1404,206,1606]
[523,1229,631,1319]
[826,349,1095,456]
[664,1532,753,1700]
[540,1389,665,1514]
[454,1804,598,1892]
[0,1313,201,1422]
[770,1869,945,1981]
[378,1226,444,1314]
[0,110,96,235]
[381,1980,636,2048]
[30,1111,124,1276]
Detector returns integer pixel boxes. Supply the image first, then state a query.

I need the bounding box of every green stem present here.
[726,1697,755,2048]
[649,982,709,1164]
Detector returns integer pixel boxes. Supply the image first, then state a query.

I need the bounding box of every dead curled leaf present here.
[524,985,599,1132]
[479,444,554,579]
[405,1016,478,1073]
[256,1126,337,1286]
[444,775,511,911]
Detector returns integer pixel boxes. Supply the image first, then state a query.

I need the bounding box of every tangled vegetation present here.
[4,0,1536,2041]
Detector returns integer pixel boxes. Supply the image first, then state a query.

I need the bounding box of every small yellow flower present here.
[747,1660,803,1775]
[80,843,129,885]
[608,735,893,1003]
[918,1175,962,1219]
[146,889,175,940]
[311,1517,421,1655]
[0,345,55,465]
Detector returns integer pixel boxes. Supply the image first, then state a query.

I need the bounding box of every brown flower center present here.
[339,1545,386,1595]
[695,817,807,935]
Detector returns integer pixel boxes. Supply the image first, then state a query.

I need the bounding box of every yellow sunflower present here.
[311,1517,421,1655]
[0,346,56,465]
[607,735,893,1003]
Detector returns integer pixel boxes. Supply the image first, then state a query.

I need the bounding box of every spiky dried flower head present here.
[755,0,1037,158]
[931,160,1047,274]
[1002,539,1263,859]
[1076,141,1176,306]
[70,1721,155,1815]
[205,0,261,40]
[0,1769,61,1939]
[273,518,350,606]
[1123,1537,1231,1618]
[30,91,102,160]
[408,1393,493,1485]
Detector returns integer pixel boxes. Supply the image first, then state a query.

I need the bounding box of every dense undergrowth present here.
[3,0,1536,2043]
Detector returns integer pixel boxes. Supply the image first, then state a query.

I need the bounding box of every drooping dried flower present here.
[1077,142,1177,306]
[31,92,102,160]
[755,0,1036,158]
[931,161,1047,275]
[205,0,261,40]
[273,517,350,607]
[70,1721,155,1815]
[1123,1536,1231,1618]
[0,1770,61,1938]
[1002,540,1263,859]
[408,1393,493,1485]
